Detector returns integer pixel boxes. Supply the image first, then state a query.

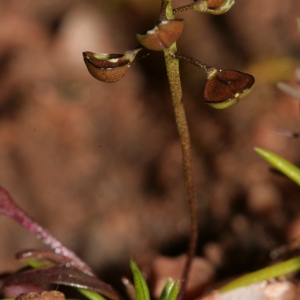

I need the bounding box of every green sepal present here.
[254,147,300,185]
[130,260,150,300]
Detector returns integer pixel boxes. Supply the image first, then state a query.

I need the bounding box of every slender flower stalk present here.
[161,2,198,299]
[173,3,195,15]
[175,52,217,78]
[174,0,235,15]
[81,0,252,298]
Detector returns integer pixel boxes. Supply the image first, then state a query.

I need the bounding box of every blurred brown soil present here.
[0,0,300,296]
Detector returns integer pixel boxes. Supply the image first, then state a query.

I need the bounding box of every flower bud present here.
[193,0,235,15]
[83,48,142,83]
[136,19,184,51]
[204,69,254,109]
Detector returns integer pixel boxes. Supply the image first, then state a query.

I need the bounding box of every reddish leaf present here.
[16,250,75,267]
[2,266,120,300]
[0,186,93,276]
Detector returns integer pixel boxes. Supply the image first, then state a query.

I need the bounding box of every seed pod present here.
[136,19,184,51]
[83,48,142,83]
[207,0,227,9]
[204,69,255,109]
[193,0,235,15]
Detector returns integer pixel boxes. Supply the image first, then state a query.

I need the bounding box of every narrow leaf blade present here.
[220,256,300,292]
[166,282,179,300]
[0,186,94,276]
[159,279,179,300]
[78,288,107,300]
[254,147,300,185]
[159,279,173,300]
[130,260,150,300]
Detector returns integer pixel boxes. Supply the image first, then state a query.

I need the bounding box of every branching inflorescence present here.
[0,1,256,300]
[83,1,254,299]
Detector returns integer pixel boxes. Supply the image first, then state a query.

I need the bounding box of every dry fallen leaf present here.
[16,291,65,300]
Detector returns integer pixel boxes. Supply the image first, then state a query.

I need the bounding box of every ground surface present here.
[0,0,300,297]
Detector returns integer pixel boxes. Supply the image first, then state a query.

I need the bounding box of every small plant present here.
[83,1,254,298]
[0,1,257,299]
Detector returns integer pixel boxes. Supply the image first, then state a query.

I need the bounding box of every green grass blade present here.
[166,281,179,300]
[254,147,300,185]
[159,279,173,300]
[159,279,179,300]
[78,289,107,300]
[220,256,300,292]
[130,260,150,300]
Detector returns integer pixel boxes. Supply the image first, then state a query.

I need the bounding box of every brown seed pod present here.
[136,19,184,51]
[83,48,142,83]
[207,0,226,9]
[204,69,255,109]
[194,0,235,15]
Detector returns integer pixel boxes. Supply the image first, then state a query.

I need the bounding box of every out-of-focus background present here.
[0,0,300,292]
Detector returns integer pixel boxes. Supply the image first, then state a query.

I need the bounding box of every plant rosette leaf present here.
[2,266,120,300]
[255,147,300,185]
[165,282,179,300]
[159,279,179,300]
[159,279,173,300]
[0,186,93,276]
[130,260,150,300]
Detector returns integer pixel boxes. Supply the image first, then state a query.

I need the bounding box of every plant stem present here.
[173,3,195,15]
[162,2,198,300]
[175,52,216,79]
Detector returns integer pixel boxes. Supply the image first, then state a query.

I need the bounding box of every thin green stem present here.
[163,2,198,300]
